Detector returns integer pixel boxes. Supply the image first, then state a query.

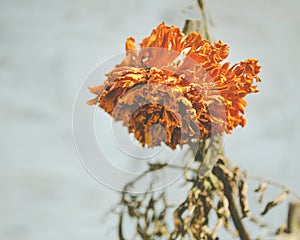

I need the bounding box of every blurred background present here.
[1,0,299,239]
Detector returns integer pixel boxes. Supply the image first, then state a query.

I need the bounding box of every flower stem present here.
[213,163,251,240]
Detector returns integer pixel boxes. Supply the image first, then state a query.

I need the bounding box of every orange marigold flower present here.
[88,22,261,149]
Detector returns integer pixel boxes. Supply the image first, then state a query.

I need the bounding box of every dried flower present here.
[88,22,261,149]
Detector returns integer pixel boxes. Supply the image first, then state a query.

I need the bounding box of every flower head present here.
[88,22,261,149]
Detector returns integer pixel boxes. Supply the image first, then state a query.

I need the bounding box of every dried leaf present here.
[275,225,288,235]
[254,181,268,203]
[261,190,289,215]
[239,180,250,217]
[249,217,268,228]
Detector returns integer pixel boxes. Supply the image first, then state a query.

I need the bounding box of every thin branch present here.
[248,175,300,201]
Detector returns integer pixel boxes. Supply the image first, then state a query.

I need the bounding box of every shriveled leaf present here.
[239,179,250,217]
[261,190,289,215]
[254,182,268,203]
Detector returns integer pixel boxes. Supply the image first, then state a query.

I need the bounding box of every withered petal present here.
[88,23,261,149]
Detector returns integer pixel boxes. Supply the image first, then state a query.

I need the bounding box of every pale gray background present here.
[1,0,299,239]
